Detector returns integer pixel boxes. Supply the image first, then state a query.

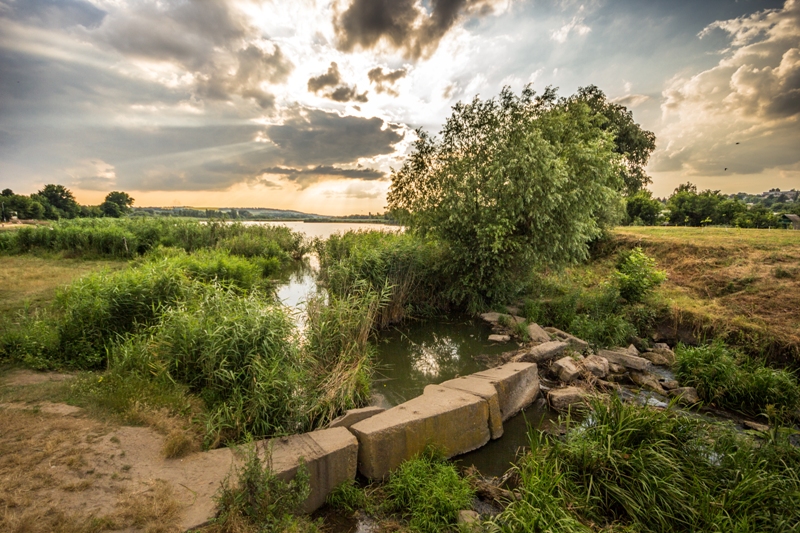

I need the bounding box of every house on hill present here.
[780,213,800,229]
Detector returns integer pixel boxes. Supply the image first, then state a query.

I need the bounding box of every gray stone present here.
[488,334,511,342]
[640,351,671,366]
[553,356,581,383]
[458,509,481,530]
[513,341,568,363]
[471,362,540,421]
[660,379,679,390]
[350,386,490,479]
[267,427,358,513]
[651,344,676,365]
[479,312,503,325]
[441,376,504,439]
[510,315,527,325]
[608,362,625,374]
[668,387,700,405]
[629,371,667,395]
[597,349,652,371]
[548,386,588,411]
[582,355,609,378]
[743,420,769,432]
[328,406,385,429]
[526,322,551,344]
[544,327,590,352]
[626,344,640,356]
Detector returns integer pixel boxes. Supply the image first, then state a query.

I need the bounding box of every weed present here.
[326,480,367,513]
[384,448,474,533]
[614,247,666,303]
[162,429,197,459]
[569,314,636,350]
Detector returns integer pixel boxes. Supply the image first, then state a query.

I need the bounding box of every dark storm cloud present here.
[368,66,407,96]
[308,62,368,102]
[262,165,383,180]
[265,108,403,167]
[0,0,106,29]
[334,0,500,59]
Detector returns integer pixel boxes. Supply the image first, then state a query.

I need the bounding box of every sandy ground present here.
[0,370,237,532]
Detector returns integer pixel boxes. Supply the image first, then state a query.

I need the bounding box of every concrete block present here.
[526,322,551,344]
[488,334,511,342]
[548,386,589,412]
[328,406,385,429]
[582,355,609,378]
[267,427,358,512]
[513,340,568,363]
[553,356,581,383]
[441,376,504,439]
[472,362,540,421]
[350,386,490,479]
[598,349,652,371]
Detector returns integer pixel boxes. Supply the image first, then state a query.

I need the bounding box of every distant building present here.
[780,214,800,230]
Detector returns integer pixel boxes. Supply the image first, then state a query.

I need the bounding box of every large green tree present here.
[100,191,135,217]
[35,184,80,219]
[388,86,625,307]
[626,190,663,225]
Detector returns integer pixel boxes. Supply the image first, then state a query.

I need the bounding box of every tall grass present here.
[2,218,306,260]
[674,342,800,418]
[489,397,800,532]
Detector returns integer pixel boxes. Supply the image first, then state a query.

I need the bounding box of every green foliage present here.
[0,308,59,369]
[213,443,318,532]
[490,397,800,532]
[614,247,666,303]
[570,314,636,350]
[326,481,367,513]
[674,342,800,418]
[388,86,625,309]
[101,191,135,218]
[665,183,782,228]
[36,184,80,219]
[625,190,663,225]
[385,449,475,533]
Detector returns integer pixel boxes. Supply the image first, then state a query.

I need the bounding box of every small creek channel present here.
[265,221,557,478]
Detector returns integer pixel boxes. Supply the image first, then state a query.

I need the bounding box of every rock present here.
[608,362,625,374]
[510,315,526,325]
[505,306,521,316]
[488,334,511,342]
[553,356,581,383]
[470,362,540,421]
[350,386,491,479]
[267,427,358,513]
[513,341,568,363]
[548,386,588,412]
[653,342,671,351]
[640,351,671,366]
[659,379,679,390]
[479,312,503,325]
[582,355,609,378]
[458,510,481,531]
[743,420,769,432]
[328,406,385,429]
[668,387,700,405]
[626,344,639,356]
[650,343,676,365]
[597,349,652,371]
[544,327,590,352]
[629,371,667,395]
[526,322,551,344]
[441,376,505,439]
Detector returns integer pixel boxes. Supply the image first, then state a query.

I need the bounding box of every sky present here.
[0,0,798,215]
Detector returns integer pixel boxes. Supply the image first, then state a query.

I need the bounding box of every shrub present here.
[614,247,666,303]
[326,481,367,513]
[570,314,636,350]
[674,342,800,418]
[385,449,475,533]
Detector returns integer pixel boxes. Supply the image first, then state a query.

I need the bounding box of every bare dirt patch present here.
[1,368,76,387]
[0,406,236,532]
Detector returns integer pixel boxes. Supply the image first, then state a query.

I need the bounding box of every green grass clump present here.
[212,443,319,533]
[385,449,475,533]
[614,247,667,303]
[489,397,800,532]
[674,342,800,418]
[569,314,636,350]
[326,481,368,513]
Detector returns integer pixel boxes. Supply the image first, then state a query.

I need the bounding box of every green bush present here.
[0,309,59,369]
[614,247,666,303]
[569,314,636,350]
[674,342,800,417]
[489,397,800,532]
[385,449,475,533]
[326,481,367,513]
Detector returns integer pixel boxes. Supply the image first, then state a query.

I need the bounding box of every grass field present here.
[611,226,800,362]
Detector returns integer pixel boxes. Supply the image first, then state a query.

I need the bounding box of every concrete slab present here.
[328,406,385,429]
[349,386,490,479]
[513,341,568,363]
[598,349,652,371]
[553,356,581,383]
[266,427,358,512]
[440,376,504,439]
[471,362,540,421]
[527,323,551,344]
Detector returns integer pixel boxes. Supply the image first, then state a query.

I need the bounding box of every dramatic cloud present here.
[654,0,800,178]
[368,66,407,96]
[0,0,105,29]
[612,94,650,108]
[334,0,502,59]
[551,12,591,43]
[307,62,368,102]
[262,165,384,187]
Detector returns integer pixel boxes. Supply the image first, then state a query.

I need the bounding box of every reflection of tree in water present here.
[408,333,464,378]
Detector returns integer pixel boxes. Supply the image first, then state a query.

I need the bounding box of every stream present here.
[265,221,557,477]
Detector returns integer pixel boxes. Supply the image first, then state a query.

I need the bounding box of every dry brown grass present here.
[612,227,800,363]
[0,255,126,317]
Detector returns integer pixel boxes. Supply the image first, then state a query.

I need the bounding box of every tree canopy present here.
[388,85,626,306]
[101,191,135,217]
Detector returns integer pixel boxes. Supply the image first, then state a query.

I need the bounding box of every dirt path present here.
[0,371,236,532]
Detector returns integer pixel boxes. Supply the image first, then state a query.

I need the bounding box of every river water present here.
[261,221,554,477]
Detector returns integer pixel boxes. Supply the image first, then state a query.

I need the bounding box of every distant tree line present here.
[0,185,134,222]
[625,183,800,228]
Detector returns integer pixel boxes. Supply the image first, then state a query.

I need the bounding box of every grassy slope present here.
[0,255,127,317]
[611,226,800,362]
